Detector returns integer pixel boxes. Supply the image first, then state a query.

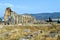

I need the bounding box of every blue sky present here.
[0,0,60,17]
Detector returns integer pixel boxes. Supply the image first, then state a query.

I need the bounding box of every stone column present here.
[16,15,19,24]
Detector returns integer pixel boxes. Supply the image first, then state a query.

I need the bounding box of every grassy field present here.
[0,23,60,40]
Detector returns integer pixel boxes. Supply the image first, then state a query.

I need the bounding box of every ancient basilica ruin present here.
[1,7,37,25]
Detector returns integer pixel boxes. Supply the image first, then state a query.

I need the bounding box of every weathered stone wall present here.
[4,7,36,25]
[4,7,11,22]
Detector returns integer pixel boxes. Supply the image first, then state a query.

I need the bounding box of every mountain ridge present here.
[0,12,60,20]
[31,12,60,20]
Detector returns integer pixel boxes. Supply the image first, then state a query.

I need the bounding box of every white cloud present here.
[0,2,33,10]
[0,3,15,17]
[0,2,34,14]
[0,3,14,7]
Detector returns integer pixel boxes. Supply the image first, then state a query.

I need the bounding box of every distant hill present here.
[31,12,60,20]
[0,17,4,21]
[1,12,60,20]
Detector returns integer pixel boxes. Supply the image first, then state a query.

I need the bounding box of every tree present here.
[0,18,2,22]
[49,17,52,22]
[57,20,60,23]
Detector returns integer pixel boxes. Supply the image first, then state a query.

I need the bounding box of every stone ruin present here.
[3,7,36,25]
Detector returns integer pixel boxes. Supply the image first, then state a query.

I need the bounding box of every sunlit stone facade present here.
[4,7,36,25]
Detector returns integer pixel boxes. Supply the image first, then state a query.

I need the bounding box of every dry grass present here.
[0,23,60,40]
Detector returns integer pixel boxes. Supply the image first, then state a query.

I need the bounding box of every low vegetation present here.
[0,23,60,40]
